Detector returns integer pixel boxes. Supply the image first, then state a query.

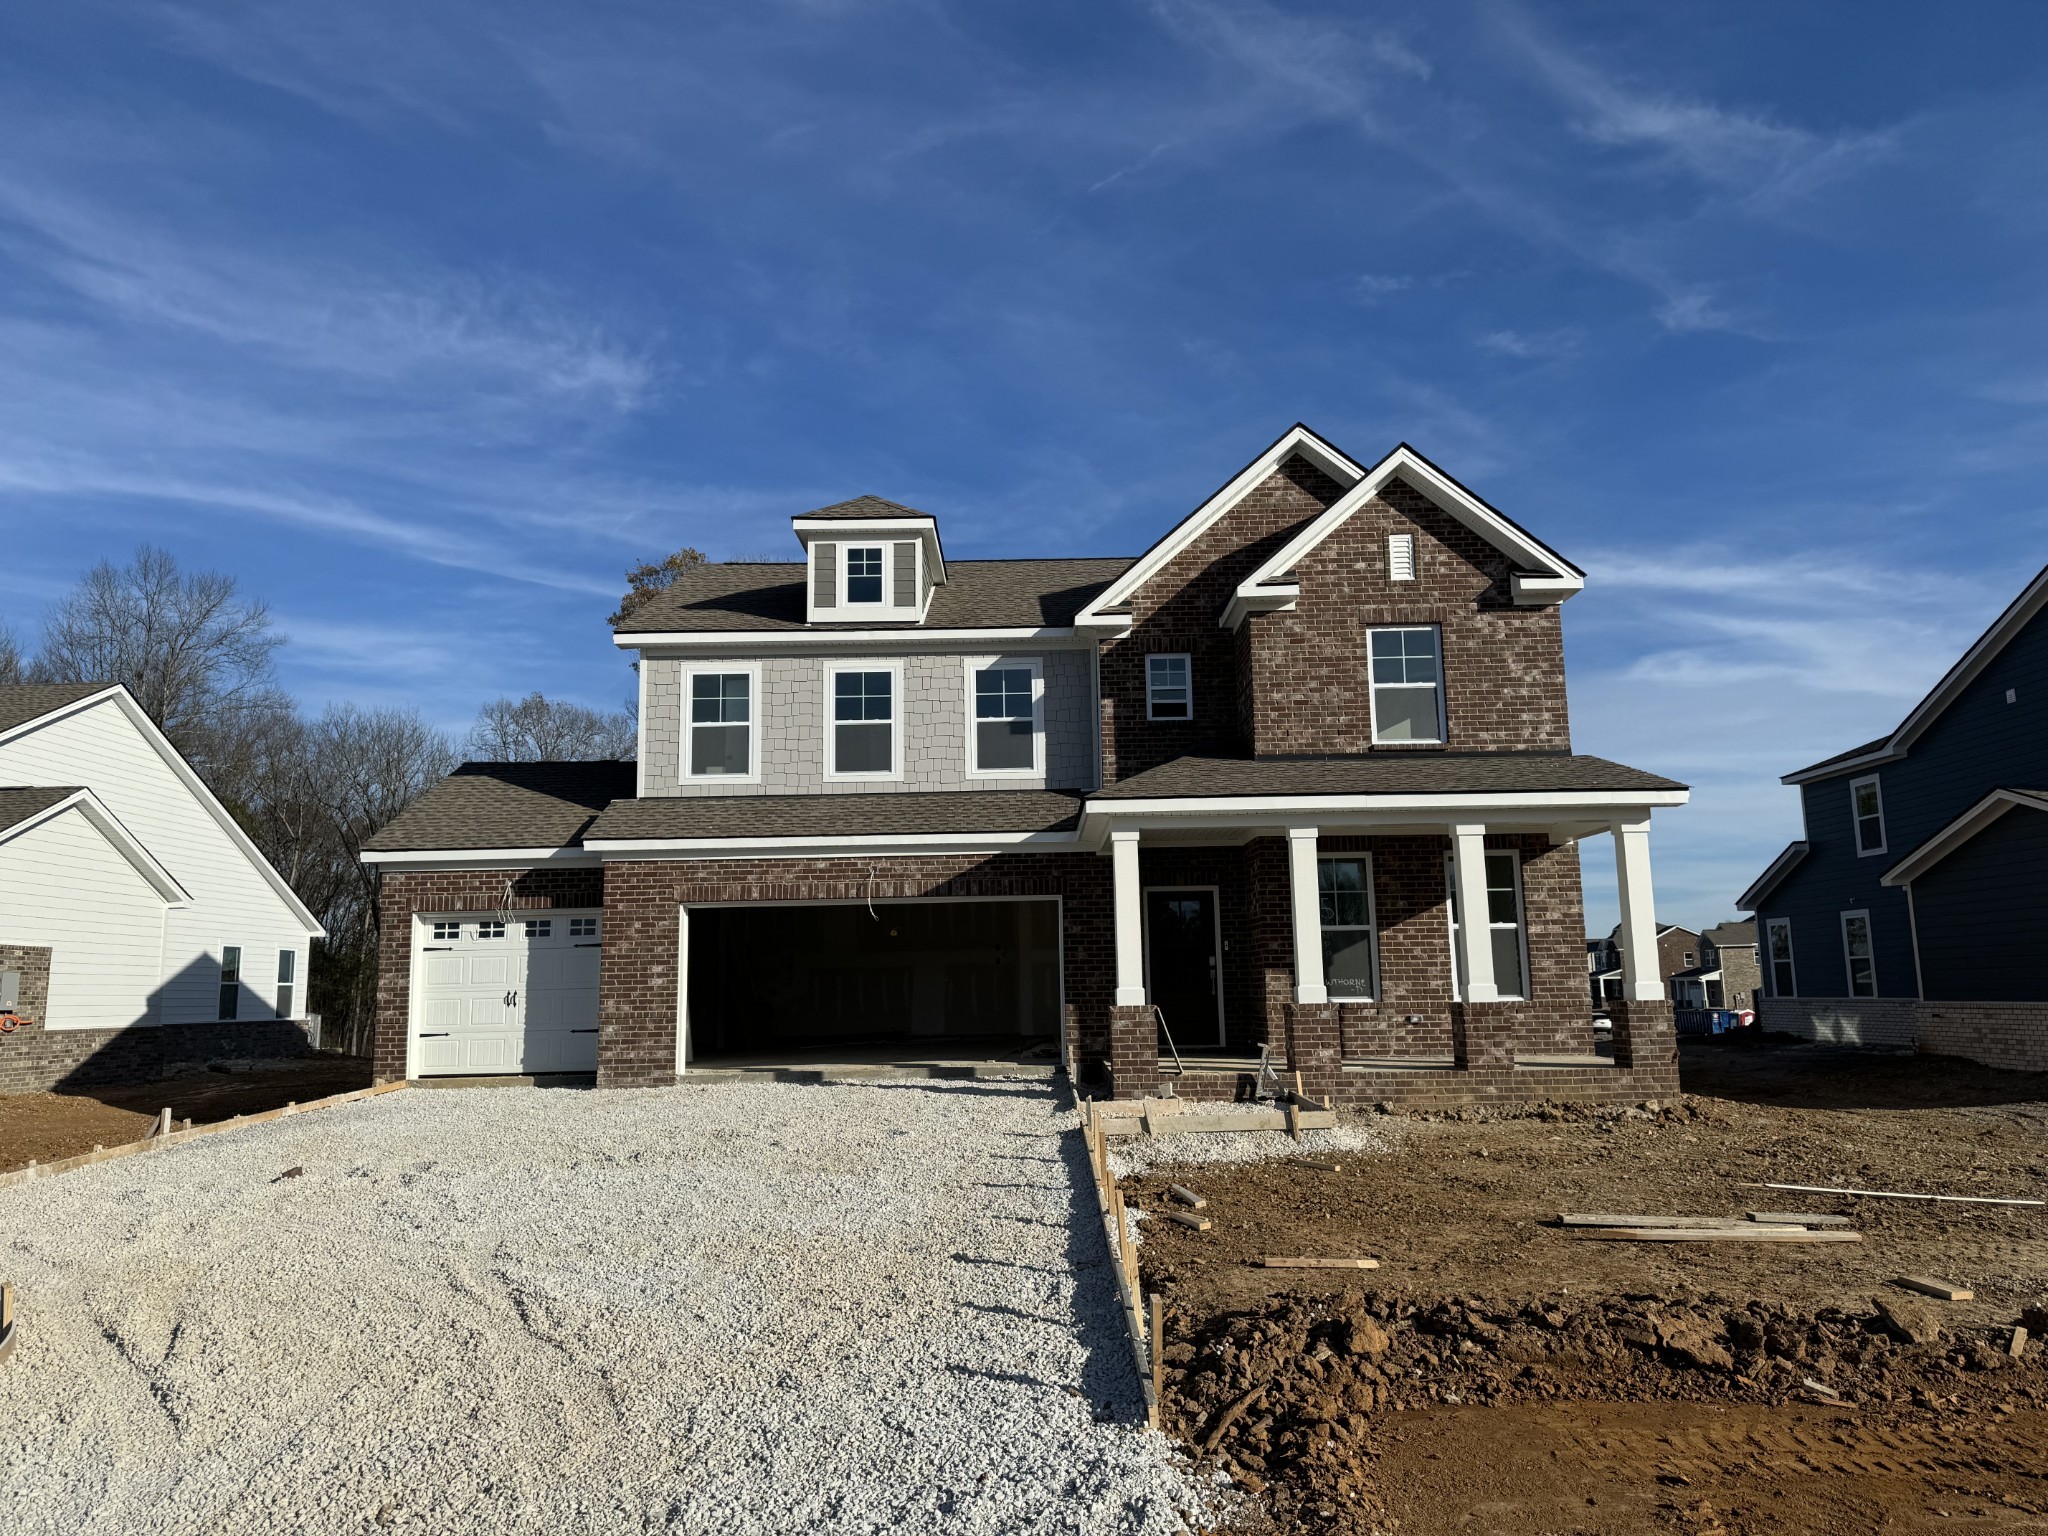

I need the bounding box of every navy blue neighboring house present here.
[1739,565,2048,1064]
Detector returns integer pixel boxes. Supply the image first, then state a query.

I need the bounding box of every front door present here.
[1145,888,1223,1048]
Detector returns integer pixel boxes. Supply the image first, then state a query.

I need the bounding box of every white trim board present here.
[359,847,604,869]
[589,830,1083,860]
[1881,787,2048,887]
[0,787,190,904]
[614,626,1094,651]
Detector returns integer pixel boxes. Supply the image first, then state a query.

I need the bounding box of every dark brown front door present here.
[1145,888,1222,1048]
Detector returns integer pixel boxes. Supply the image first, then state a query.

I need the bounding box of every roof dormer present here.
[792,495,948,625]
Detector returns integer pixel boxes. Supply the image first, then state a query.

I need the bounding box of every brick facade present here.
[1759,994,2048,1074]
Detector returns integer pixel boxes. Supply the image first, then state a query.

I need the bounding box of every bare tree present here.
[608,546,706,626]
[467,692,635,761]
[32,545,289,774]
[0,626,24,684]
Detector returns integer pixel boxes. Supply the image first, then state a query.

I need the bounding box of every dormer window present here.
[845,546,885,605]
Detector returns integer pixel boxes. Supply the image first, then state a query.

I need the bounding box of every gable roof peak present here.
[794,494,935,522]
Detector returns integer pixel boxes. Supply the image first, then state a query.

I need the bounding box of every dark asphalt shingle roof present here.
[587,790,1085,842]
[612,557,1134,634]
[1701,919,1757,947]
[1092,752,1688,800]
[796,496,935,521]
[0,785,84,835]
[362,762,637,852]
[0,683,113,735]
[1785,734,1890,780]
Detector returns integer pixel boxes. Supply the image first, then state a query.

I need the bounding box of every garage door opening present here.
[685,899,1060,1065]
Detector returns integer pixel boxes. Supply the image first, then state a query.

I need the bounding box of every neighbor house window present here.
[1146,654,1191,720]
[689,671,753,777]
[1841,911,1877,998]
[844,546,885,604]
[1388,533,1416,582]
[831,668,896,775]
[971,662,1040,774]
[1765,917,1796,996]
[275,950,295,1018]
[1369,627,1444,744]
[1850,774,1886,857]
[218,946,241,1020]
[1445,852,1528,1000]
[1319,856,1378,1001]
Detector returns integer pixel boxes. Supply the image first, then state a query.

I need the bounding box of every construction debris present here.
[1558,1213,1759,1229]
[1747,1211,1852,1226]
[1751,1181,2044,1207]
[0,1282,14,1367]
[1256,1256,1380,1270]
[1163,1210,1213,1231]
[1294,1159,1343,1173]
[2010,1326,2030,1358]
[1167,1184,1206,1209]
[1576,1227,1862,1244]
[1800,1376,1839,1398]
[1896,1275,1974,1302]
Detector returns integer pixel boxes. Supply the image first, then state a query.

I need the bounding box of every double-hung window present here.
[1369,626,1444,744]
[830,667,896,776]
[218,946,241,1020]
[1840,911,1877,998]
[971,661,1040,774]
[1318,856,1378,1001]
[1146,654,1191,720]
[275,950,296,1018]
[1849,774,1886,856]
[1445,851,1528,999]
[844,546,885,605]
[1765,917,1796,996]
[688,670,753,778]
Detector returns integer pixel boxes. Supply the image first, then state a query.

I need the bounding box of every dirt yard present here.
[0,1055,372,1173]
[1123,1038,2048,1534]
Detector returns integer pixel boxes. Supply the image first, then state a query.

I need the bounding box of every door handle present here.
[505,991,518,1006]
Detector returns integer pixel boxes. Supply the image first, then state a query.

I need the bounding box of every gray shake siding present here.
[641,648,1097,795]
[813,543,836,609]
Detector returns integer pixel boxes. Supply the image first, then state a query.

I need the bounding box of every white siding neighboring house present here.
[0,684,322,1088]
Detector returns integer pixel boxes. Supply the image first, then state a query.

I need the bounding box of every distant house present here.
[0,684,324,1093]
[1586,921,1700,1006]
[1669,920,1759,1012]
[1739,565,2048,1070]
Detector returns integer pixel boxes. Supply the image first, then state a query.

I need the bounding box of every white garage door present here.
[413,911,603,1076]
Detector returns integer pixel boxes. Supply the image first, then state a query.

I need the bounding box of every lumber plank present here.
[1747,1211,1852,1226]
[1751,1181,2044,1208]
[1558,1213,1757,1229]
[1294,1159,1343,1173]
[1257,1256,1380,1269]
[1897,1275,1974,1302]
[1576,1227,1862,1243]
[1163,1210,1212,1231]
[1108,1110,1337,1137]
[1166,1184,1206,1209]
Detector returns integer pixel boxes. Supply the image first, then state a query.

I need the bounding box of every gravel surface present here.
[1108,1108,1400,1180]
[0,1079,1215,1535]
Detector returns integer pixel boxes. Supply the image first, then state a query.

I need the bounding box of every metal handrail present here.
[1151,1004,1185,1092]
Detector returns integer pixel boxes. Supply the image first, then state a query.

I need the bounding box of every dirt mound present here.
[1163,1288,2047,1535]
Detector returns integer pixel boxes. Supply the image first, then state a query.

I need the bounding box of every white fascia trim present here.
[0,687,324,935]
[1736,840,1809,912]
[1881,788,2048,887]
[359,846,603,869]
[792,519,947,584]
[1081,789,1686,844]
[0,788,190,904]
[614,626,1090,650]
[1076,425,1367,627]
[1226,447,1583,630]
[588,830,1082,860]
[1784,564,2048,785]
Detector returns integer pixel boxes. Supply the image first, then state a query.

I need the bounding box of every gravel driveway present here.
[0,1079,1209,1535]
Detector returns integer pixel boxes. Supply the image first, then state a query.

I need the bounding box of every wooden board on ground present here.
[1751,1181,2045,1208]
[1558,1213,1760,1229]
[1577,1226,1863,1244]
[1897,1274,1974,1301]
[1163,1211,1213,1231]
[1167,1184,1206,1209]
[1258,1256,1380,1269]
[1747,1211,1853,1227]
[1102,1110,1337,1138]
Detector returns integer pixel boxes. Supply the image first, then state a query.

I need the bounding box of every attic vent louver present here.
[1389,533,1416,582]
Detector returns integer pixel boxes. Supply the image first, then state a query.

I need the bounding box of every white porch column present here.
[1286,826,1327,1005]
[1612,815,1662,1002]
[1111,827,1146,1006]
[1450,822,1499,1003]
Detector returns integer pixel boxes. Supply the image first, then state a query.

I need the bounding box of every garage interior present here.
[685,899,1061,1063]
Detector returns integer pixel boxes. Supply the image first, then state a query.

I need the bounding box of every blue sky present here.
[4,1,2047,932]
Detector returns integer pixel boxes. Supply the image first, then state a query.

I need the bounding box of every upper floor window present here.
[1318,856,1378,1001]
[218,945,241,1020]
[1849,774,1886,856]
[970,661,1040,774]
[1146,654,1191,720]
[1445,851,1528,1000]
[1840,911,1877,997]
[844,546,885,605]
[1369,626,1444,744]
[830,667,896,776]
[1765,917,1796,996]
[1388,533,1416,582]
[689,670,754,778]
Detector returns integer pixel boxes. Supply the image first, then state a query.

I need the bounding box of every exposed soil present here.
[1124,1038,2048,1533]
[0,1055,371,1173]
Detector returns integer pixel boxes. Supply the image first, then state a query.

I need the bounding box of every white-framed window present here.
[1849,774,1886,857]
[1319,855,1379,1002]
[1146,653,1191,721]
[275,949,296,1018]
[525,919,552,939]
[966,657,1044,776]
[1444,851,1529,1000]
[570,917,599,939]
[1840,910,1877,998]
[843,545,885,605]
[684,665,757,780]
[431,920,461,941]
[218,945,242,1020]
[826,662,901,779]
[1765,916,1796,997]
[1369,626,1445,744]
[1388,532,1416,582]
[477,920,506,941]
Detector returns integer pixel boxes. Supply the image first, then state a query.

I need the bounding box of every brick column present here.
[1284,1001,1341,1102]
[1451,1000,1517,1071]
[1608,996,1675,1071]
[1108,1004,1161,1099]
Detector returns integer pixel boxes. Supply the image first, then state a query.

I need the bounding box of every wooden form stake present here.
[1150,1293,1165,1405]
[1079,1100,1159,1429]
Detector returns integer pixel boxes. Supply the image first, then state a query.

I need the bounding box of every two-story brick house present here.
[363,426,1688,1105]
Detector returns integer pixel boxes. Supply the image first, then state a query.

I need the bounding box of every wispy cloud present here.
[1476,326,1583,361]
